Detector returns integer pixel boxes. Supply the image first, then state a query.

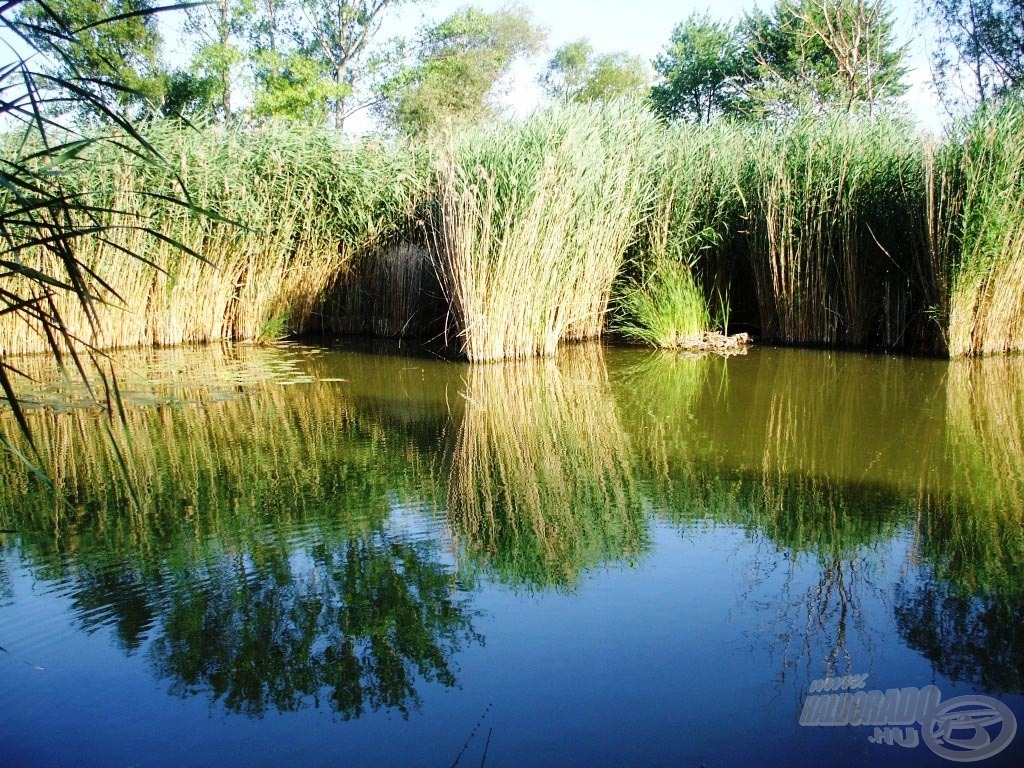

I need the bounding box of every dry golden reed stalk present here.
[427,104,659,361]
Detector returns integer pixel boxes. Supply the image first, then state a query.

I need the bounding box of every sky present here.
[369,0,945,134]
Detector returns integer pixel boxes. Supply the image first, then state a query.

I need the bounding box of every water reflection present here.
[446,345,647,589]
[608,348,1024,694]
[1,343,1023,727]
[149,531,479,718]
[888,357,1024,696]
[1,344,477,717]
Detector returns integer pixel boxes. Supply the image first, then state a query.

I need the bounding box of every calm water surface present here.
[1,342,1022,767]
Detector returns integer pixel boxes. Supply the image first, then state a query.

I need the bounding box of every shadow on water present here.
[1,342,1023,716]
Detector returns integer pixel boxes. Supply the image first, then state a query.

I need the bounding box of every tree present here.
[246,0,421,129]
[924,0,1024,109]
[379,5,544,136]
[742,0,908,116]
[13,0,168,116]
[541,39,648,105]
[179,0,253,121]
[649,14,751,123]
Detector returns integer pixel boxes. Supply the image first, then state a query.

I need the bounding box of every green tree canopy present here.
[924,0,1024,108]
[379,5,545,136]
[13,0,168,116]
[175,0,253,121]
[742,0,908,116]
[649,13,751,123]
[246,0,421,128]
[541,39,648,105]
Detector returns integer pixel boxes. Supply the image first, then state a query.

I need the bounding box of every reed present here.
[945,98,1024,356]
[322,243,435,337]
[4,102,1024,364]
[613,122,745,346]
[614,260,712,347]
[738,115,931,347]
[426,102,659,361]
[0,122,423,356]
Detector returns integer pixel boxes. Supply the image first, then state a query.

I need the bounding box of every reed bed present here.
[0,123,422,356]
[738,116,930,347]
[945,98,1024,356]
[427,103,660,361]
[4,100,1024,363]
[445,344,647,588]
[322,243,435,337]
[613,122,745,345]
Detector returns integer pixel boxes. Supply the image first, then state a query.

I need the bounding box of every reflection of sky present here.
[3,511,1022,767]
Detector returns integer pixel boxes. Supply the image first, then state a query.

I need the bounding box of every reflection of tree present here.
[682,471,896,687]
[894,579,1024,694]
[66,559,160,653]
[0,345,478,717]
[149,532,479,718]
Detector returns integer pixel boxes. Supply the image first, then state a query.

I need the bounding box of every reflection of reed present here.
[609,351,715,479]
[0,346,441,558]
[894,358,1024,693]
[619,350,950,496]
[612,349,920,688]
[946,357,1024,511]
[906,357,1024,598]
[446,344,646,588]
[744,352,950,492]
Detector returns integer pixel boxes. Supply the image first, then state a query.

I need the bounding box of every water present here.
[1,341,1022,767]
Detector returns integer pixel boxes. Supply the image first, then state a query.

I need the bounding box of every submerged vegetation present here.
[3,97,1024,361]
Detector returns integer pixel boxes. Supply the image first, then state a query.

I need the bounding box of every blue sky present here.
[377,0,943,133]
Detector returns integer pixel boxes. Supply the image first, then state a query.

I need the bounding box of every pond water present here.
[1,341,1022,767]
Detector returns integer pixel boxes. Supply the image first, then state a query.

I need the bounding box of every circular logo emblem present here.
[922,695,1017,762]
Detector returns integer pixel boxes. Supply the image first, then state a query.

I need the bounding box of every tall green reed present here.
[0,122,423,355]
[739,115,930,347]
[426,102,660,361]
[945,98,1024,356]
[613,122,745,346]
